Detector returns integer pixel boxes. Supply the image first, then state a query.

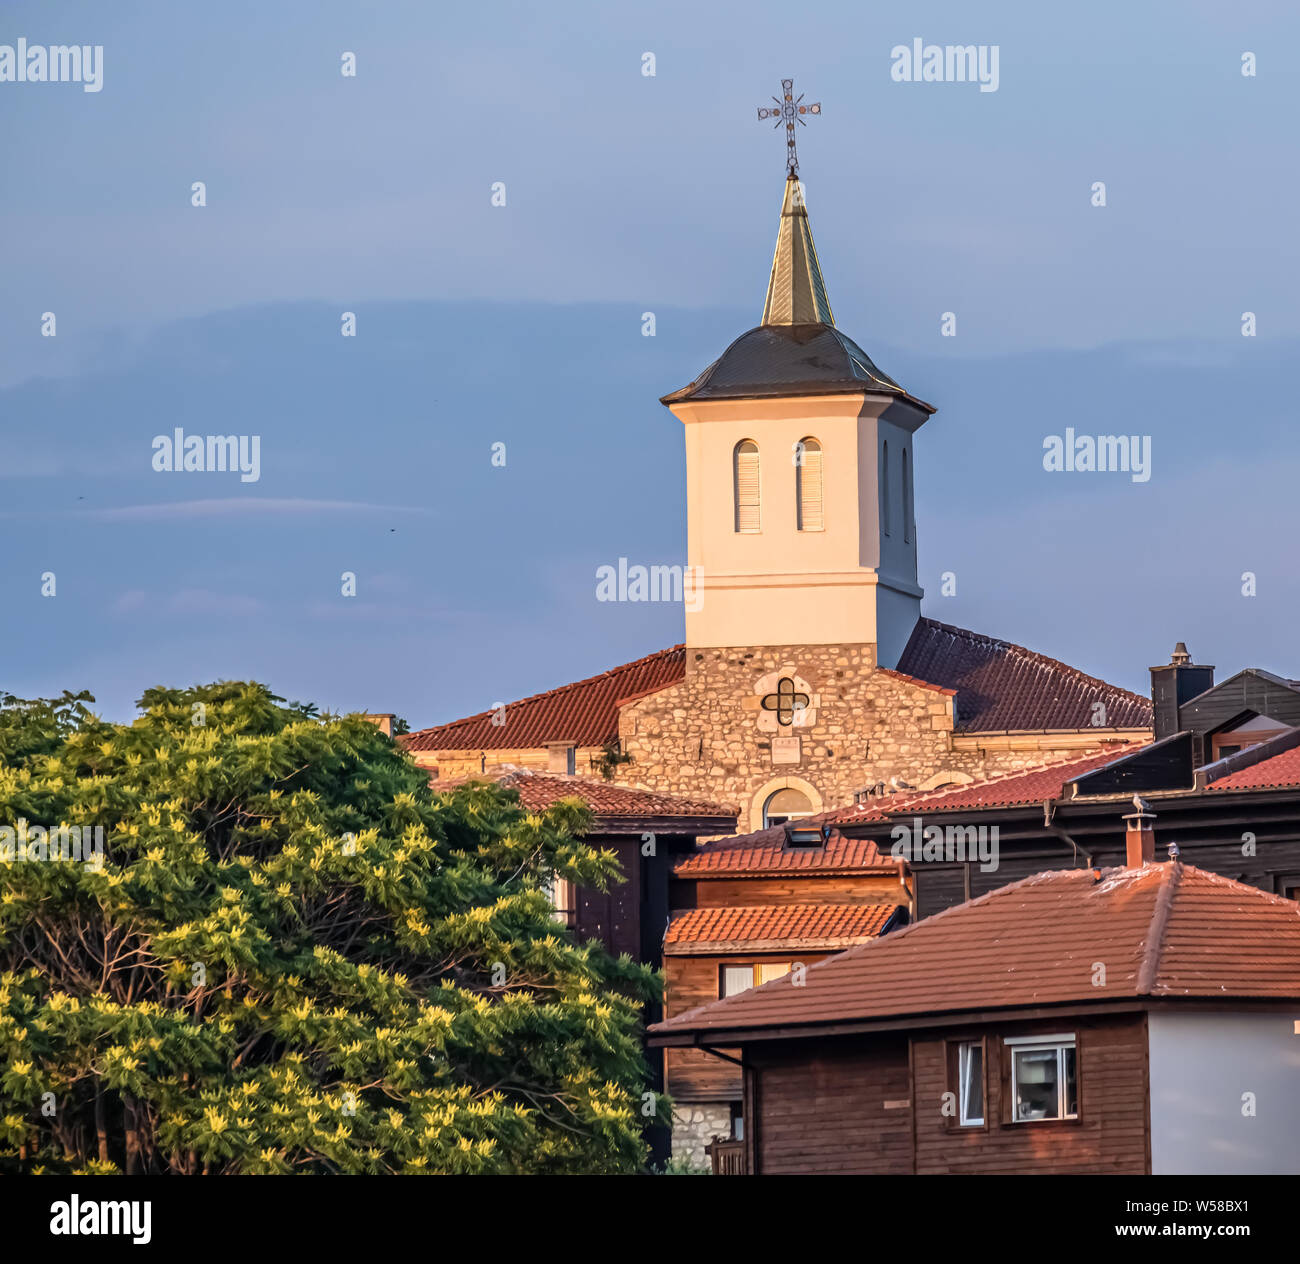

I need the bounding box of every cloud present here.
[112,588,266,617]
[88,498,433,523]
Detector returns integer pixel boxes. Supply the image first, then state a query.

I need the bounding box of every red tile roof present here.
[651,863,1300,1039]
[402,646,685,751]
[437,767,736,821]
[674,826,895,876]
[1209,743,1300,791]
[664,903,900,953]
[834,745,1142,824]
[895,618,1153,733]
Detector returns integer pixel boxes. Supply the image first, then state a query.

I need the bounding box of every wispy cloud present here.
[88,498,433,523]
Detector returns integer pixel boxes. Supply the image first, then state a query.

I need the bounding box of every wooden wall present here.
[663,952,832,1102]
[747,1036,913,1174]
[677,872,907,910]
[910,1014,1149,1175]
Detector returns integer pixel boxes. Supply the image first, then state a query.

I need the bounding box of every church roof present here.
[661,175,931,410]
[403,621,1151,753]
[660,323,930,407]
[896,618,1153,733]
[651,863,1300,1041]
[401,645,685,752]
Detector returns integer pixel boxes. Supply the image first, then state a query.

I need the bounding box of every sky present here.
[2,0,1297,724]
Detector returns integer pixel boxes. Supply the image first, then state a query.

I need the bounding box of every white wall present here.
[1148,1011,1300,1174]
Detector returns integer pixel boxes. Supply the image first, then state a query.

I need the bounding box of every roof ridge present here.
[404,644,683,737]
[1137,861,1182,994]
[914,616,1151,708]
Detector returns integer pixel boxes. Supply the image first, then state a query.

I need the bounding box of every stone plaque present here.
[771,736,801,765]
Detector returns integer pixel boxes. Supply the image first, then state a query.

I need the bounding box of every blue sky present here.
[2,0,1297,723]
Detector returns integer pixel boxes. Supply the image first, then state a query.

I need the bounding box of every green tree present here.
[0,682,659,1174]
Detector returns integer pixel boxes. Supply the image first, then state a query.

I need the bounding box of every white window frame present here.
[957,1040,984,1127]
[1007,1035,1078,1123]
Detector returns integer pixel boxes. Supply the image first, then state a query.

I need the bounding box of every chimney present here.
[1149,643,1214,741]
[1123,794,1156,867]
[363,713,395,738]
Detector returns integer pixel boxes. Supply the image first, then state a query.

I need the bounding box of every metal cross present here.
[756,77,821,177]
[761,677,810,727]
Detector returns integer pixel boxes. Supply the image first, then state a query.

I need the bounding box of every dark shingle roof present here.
[896,618,1153,733]
[660,323,932,409]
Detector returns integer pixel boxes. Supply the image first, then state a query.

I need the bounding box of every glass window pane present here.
[722,966,754,998]
[959,1043,984,1125]
[1063,1046,1078,1117]
[757,962,792,985]
[1014,1048,1061,1120]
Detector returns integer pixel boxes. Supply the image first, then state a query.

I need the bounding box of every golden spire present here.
[761,174,834,327]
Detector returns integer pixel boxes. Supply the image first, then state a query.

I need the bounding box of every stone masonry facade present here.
[617,643,1124,834]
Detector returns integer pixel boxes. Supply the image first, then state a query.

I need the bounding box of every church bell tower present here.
[661,156,935,670]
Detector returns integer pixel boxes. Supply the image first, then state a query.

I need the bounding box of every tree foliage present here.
[0,682,659,1174]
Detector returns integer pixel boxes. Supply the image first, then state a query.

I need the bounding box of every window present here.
[796,437,823,531]
[763,787,813,828]
[548,877,575,929]
[902,447,912,544]
[881,440,890,535]
[1007,1035,1078,1122]
[720,962,792,998]
[734,440,760,533]
[958,1041,984,1126]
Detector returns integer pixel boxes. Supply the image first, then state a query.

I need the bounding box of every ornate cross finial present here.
[756,77,821,177]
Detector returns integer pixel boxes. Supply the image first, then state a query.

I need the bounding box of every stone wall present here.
[671,1103,733,1170]
[617,643,1127,833]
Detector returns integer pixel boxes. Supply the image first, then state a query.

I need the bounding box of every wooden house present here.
[650,814,1300,1175]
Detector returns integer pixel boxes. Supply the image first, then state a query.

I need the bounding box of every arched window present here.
[796,437,823,531]
[734,440,760,533]
[902,446,912,544]
[882,439,891,536]
[763,787,813,828]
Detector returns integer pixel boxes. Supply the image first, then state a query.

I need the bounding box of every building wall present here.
[910,1014,1149,1175]
[663,951,835,1104]
[619,643,1108,834]
[748,1035,914,1174]
[677,872,908,911]
[1148,1010,1300,1174]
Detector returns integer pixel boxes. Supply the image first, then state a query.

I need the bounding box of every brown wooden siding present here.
[663,952,832,1102]
[911,1014,1149,1174]
[748,1036,913,1174]
[676,873,905,910]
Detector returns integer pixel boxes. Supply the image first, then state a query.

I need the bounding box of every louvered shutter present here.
[734,441,760,533]
[797,438,823,531]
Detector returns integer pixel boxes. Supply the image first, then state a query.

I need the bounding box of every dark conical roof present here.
[661,323,932,409]
[662,175,932,410]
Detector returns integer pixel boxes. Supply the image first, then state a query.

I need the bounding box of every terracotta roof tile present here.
[651,864,1300,1038]
[664,903,900,953]
[674,825,894,876]
[1209,744,1300,791]
[833,746,1142,823]
[895,618,1153,733]
[435,767,736,821]
[402,646,685,751]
